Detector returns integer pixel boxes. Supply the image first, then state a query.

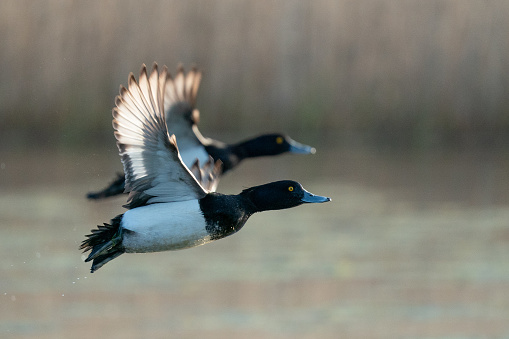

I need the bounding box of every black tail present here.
[86,173,126,200]
[80,214,125,273]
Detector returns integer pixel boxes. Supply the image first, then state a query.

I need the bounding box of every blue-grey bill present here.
[301,190,331,203]
[288,139,316,154]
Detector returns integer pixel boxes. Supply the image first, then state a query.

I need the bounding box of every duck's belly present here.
[121,200,212,253]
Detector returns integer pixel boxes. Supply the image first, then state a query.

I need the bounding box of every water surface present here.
[1,146,508,338]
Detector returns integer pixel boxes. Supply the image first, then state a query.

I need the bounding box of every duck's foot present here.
[87,173,126,200]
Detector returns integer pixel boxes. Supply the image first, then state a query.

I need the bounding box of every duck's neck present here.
[204,138,267,174]
[199,193,256,239]
[230,137,270,160]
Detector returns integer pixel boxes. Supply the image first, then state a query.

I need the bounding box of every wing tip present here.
[139,63,148,75]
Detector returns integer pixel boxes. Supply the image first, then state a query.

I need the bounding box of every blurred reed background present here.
[1,0,508,152]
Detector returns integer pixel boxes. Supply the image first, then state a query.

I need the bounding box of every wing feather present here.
[190,157,222,192]
[113,63,209,209]
[162,65,206,166]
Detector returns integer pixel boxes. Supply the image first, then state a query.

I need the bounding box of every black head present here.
[241,180,330,213]
[236,134,316,158]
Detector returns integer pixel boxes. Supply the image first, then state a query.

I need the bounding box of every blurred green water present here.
[0,145,508,338]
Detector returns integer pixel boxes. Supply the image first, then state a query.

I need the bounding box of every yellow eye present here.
[288,186,294,192]
[276,136,284,144]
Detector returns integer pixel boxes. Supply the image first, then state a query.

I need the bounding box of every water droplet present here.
[72,281,75,284]
[62,294,64,297]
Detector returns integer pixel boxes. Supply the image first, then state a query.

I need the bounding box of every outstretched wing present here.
[164,65,201,125]
[163,66,211,167]
[112,63,209,209]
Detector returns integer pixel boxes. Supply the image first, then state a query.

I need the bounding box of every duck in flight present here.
[80,64,330,273]
[86,65,315,199]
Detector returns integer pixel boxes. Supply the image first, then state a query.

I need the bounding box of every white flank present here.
[179,145,210,169]
[121,200,211,253]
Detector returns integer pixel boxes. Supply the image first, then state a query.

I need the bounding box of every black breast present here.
[199,193,254,240]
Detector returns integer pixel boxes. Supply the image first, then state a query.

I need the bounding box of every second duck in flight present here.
[87,64,315,199]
